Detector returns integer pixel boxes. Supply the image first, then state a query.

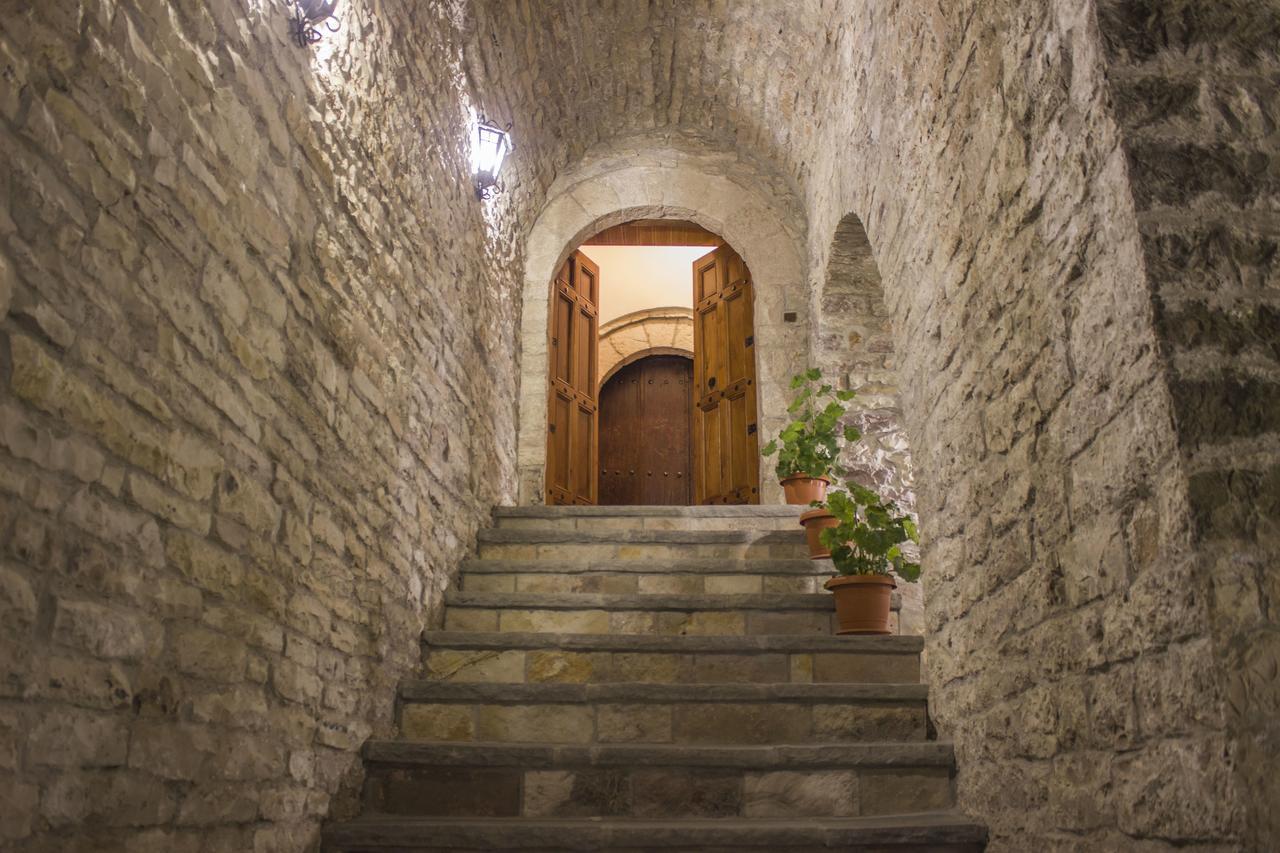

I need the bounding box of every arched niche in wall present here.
[516,143,809,506]
[817,212,921,634]
[817,212,915,511]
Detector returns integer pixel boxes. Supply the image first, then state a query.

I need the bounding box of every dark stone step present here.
[460,557,832,575]
[399,681,929,704]
[422,630,922,654]
[364,740,955,769]
[493,505,805,519]
[322,813,988,851]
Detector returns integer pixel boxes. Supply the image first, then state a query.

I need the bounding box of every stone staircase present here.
[323,506,986,851]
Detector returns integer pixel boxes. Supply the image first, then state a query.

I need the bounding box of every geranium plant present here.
[761,369,861,480]
[820,483,921,581]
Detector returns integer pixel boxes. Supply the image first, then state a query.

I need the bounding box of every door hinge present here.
[548,423,556,433]
[551,336,559,347]
[747,423,757,435]
[744,335,754,347]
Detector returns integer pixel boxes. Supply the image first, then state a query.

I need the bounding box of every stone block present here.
[52,598,157,660]
[425,649,526,683]
[858,768,952,815]
[597,703,673,743]
[672,703,809,745]
[474,704,593,744]
[743,770,858,817]
[400,705,474,742]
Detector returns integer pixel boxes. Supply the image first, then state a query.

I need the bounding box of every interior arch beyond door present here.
[692,243,760,504]
[545,251,599,505]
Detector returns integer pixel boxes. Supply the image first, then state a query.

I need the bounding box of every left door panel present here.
[546,251,600,505]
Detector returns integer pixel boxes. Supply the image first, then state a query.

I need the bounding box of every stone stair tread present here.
[461,557,832,575]
[478,528,805,544]
[399,681,929,702]
[422,630,923,654]
[364,740,954,769]
[322,812,988,850]
[493,505,806,519]
[445,591,843,611]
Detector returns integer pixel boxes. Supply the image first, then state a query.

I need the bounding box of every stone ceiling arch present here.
[516,144,809,504]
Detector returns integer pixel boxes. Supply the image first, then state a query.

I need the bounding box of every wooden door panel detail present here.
[599,356,693,506]
[546,253,599,505]
[692,245,760,505]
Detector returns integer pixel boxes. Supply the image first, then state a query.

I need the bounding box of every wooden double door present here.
[546,243,760,506]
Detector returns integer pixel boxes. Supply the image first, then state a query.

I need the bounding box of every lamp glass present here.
[473,121,511,181]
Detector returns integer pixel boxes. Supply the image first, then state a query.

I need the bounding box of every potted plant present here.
[800,493,841,560]
[761,369,861,505]
[820,483,921,634]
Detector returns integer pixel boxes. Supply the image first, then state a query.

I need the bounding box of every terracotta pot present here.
[799,509,839,560]
[780,474,830,505]
[825,574,896,635]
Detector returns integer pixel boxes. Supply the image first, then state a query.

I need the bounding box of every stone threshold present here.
[421,630,922,654]
[322,813,988,850]
[460,557,833,575]
[443,591,856,612]
[399,681,929,703]
[494,505,806,518]
[477,528,804,544]
[363,740,955,769]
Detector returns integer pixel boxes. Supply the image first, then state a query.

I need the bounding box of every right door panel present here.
[692,244,760,504]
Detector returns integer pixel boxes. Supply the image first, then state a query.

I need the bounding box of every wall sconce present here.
[285,0,340,47]
[472,116,513,200]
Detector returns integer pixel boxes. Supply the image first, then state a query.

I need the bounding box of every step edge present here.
[493,505,805,518]
[421,630,924,654]
[398,681,931,702]
[363,739,956,769]
[460,558,834,575]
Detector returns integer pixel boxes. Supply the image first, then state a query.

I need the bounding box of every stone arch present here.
[598,307,694,389]
[517,145,808,504]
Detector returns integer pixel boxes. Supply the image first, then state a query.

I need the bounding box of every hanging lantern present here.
[472,115,513,200]
[285,0,340,48]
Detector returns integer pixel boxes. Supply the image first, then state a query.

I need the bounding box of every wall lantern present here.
[285,0,340,47]
[472,116,513,200]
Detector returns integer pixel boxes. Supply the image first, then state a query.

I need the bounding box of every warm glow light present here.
[472,116,512,200]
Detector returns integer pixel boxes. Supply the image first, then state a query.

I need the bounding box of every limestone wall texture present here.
[1096,3,1280,847]
[0,0,521,849]
[1,0,1276,850]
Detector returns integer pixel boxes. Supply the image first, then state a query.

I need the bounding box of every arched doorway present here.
[515,143,810,507]
[543,221,762,507]
[598,354,693,505]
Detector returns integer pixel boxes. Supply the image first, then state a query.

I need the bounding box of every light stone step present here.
[359,741,955,820]
[396,682,928,746]
[322,813,988,852]
[421,631,921,685]
[441,591,885,636]
[459,558,834,595]
[475,528,808,561]
[492,504,806,532]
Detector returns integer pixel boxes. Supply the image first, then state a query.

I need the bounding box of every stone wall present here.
[0,0,521,849]
[801,0,1262,847]
[1096,2,1280,847]
[598,307,693,388]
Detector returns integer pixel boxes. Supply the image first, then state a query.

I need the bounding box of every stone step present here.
[475,528,808,561]
[322,813,988,852]
[459,558,834,595]
[441,591,881,636]
[492,504,806,532]
[396,682,928,745]
[359,741,955,820]
[421,631,921,685]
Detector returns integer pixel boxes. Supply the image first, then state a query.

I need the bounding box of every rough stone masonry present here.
[0,0,1277,851]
